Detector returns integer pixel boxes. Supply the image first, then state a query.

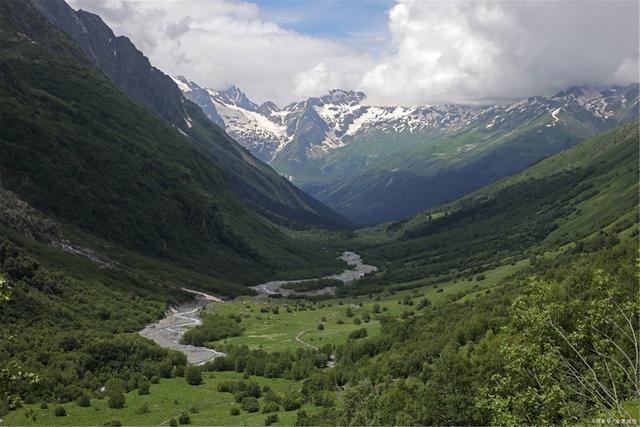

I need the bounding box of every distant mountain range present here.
[175,75,639,223]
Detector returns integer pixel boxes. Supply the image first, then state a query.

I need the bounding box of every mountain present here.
[352,119,639,289]
[0,0,343,289]
[177,75,639,223]
[31,0,349,230]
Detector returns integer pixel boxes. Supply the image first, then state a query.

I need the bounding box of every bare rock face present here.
[0,187,62,244]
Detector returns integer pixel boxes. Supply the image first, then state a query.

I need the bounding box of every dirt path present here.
[139,290,225,365]
[294,329,318,350]
[251,251,377,297]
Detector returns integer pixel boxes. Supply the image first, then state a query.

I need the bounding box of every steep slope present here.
[350,120,639,290]
[0,0,340,286]
[179,75,638,223]
[31,0,348,229]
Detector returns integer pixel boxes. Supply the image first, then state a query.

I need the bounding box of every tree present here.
[107,393,125,409]
[138,377,150,395]
[241,396,259,413]
[76,392,91,407]
[185,366,203,386]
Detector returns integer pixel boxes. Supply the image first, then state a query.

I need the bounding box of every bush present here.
[173,365,185,377]
[40,402,48,410]
[229,406,241,416]
[150,375,160,384]
[265,414,279,425]
[262,401,280,413]
[185,366,203,385]
[138,378,150,395]
[76,393,91,407]
[241,396,260,413]
[349,328,368,340]
[317,323,324,330]
[107,393,126,409]
[282,392,302,411]
[169,418,178,427]
[103,421,122,427]
[353,318,362,325]
[181,314,243,346]
[54,406,66,417]
[178,411,191,424]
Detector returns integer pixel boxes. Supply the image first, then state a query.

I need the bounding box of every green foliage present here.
[229,406,240,416]
[169,418,178,426]
[240,396,259,413]
[262,401,280,413]
[53,407,66,417]
[264,413,279,425]
[0,241,187,404]
[76,393,91,407]
[137,377,150,395]
[178,411,191,424]
[185,366,203,386]
[107,393,125,410]
[181,314,243,346]
[281,279,343,293]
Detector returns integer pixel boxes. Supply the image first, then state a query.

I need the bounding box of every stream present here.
[139,251,376,363]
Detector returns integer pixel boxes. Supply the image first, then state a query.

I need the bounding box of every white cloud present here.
[68,0,375,106]
[68,0,638,106]
[360,0,640,105]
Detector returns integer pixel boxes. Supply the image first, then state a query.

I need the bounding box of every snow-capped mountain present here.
[172,75,638,166]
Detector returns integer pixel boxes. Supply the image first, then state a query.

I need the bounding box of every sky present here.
[67,0,640,107]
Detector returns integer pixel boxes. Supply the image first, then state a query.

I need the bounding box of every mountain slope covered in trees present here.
[0,0,342,286]
[31,0,348,230]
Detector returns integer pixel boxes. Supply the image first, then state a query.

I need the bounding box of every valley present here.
[0,1,638,426]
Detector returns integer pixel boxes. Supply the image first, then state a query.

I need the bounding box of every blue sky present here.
[251,0,394,50]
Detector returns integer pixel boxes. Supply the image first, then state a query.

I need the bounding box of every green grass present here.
[199,260,523,352]
[4,372,311,426]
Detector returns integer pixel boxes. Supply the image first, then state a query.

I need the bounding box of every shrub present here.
[349,328,368,340]
[138,378,150,395]
[262,401,280,413]
[178,411,191,424]
[40,402,48,410]
[241,396,260,413]
[107,393,125,409]
[103,421,122,427]
[353,318,362,325]
[54,406,66,417]
[169,419,178,427]
[282,394,302,411]
[185,366,203,385]
[76,393,91,407]
[150,375,160,384]
[173,365,185,377]
[229,406,241,416]
[265,414,279,426]
[317,323,324,330]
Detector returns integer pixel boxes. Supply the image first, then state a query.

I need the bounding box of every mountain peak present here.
[321,89,366,106]
[215,85,260,111]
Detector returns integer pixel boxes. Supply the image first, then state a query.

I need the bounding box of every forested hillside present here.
[349,120,638,292]
[31,0,348,230]
[0,0,342,287]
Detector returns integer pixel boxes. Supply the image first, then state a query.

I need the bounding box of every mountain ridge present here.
[177,74,639,223]
[30,0,350,229]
